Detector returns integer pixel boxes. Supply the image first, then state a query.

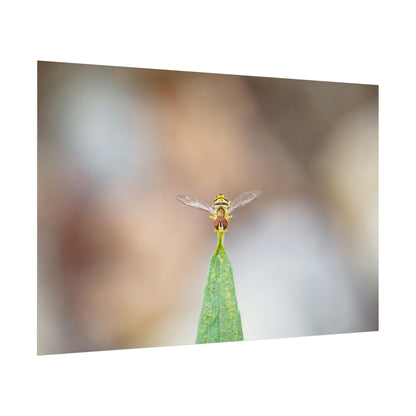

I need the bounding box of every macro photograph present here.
[37,61,378,355]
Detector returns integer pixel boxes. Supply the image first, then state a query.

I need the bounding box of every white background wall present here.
[1,1,415,415]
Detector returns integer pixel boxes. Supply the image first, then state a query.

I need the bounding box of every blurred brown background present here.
[38,61,378,355]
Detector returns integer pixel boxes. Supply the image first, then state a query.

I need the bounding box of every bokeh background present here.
[38,61,378,355]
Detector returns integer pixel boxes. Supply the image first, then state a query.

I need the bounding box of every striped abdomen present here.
[212,194,231,212]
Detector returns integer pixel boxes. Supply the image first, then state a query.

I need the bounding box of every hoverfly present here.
[176,190,261,232]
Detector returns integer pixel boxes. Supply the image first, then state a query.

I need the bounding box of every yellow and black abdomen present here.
[212,194,231,212]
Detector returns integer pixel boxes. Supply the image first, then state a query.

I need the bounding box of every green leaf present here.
[196,232,244,344]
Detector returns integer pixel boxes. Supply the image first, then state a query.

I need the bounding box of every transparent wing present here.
[229,190,261,213]
[176,195,213,213]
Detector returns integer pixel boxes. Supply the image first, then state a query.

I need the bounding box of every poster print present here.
[38,62,378,354]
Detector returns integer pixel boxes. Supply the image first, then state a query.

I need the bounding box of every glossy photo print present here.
[37,62,378,355]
